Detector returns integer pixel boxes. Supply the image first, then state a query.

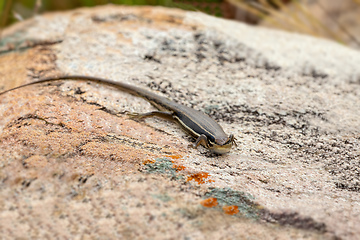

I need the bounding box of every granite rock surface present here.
[0,5,359,239]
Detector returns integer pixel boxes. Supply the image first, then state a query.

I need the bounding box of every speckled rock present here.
[0,5,359,240]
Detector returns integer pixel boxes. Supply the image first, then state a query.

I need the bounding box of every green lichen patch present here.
[152,193,173,202]
[203,187,327,232]
[142,158,183,180]
[204,187,260,219]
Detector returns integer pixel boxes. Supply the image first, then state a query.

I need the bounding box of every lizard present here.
[0,75,236,154]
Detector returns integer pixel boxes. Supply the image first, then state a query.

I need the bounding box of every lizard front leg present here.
[189,134,209,149]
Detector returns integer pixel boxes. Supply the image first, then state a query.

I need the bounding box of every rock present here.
[0,5,359,239]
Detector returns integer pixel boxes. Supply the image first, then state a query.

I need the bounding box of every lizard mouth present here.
[210,134,236,154]
[209,142,233,154]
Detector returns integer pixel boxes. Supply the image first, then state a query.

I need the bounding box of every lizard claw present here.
[187,143,196,149]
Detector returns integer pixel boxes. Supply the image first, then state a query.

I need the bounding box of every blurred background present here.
[1,0,360,49]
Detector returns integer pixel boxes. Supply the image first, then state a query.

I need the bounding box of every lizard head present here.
[209,134,236,154]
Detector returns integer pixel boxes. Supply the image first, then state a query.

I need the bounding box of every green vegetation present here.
[230,0,360,48]
[1,1,359,50]
[0,0,225,28]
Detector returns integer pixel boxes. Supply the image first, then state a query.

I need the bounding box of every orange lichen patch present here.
[222,205,239,215]
[143,159,156,165]
[172,164,186,172]
[187,172,215,184]
[165,154,182,160]
[163,155,186,171]
[200,198,218,208]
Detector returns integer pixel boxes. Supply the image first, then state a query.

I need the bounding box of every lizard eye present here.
[215,136,228,145]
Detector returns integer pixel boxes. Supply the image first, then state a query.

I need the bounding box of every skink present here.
[0,75,236,154]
